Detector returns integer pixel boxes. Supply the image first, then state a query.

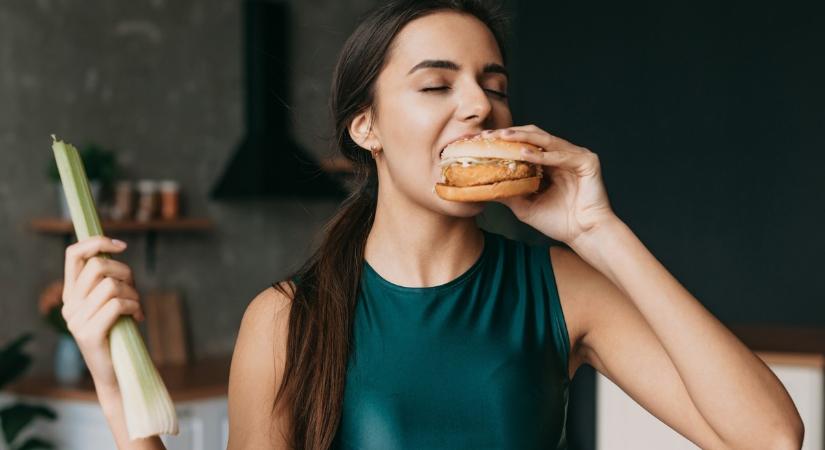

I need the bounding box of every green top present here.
[332,229,571,449]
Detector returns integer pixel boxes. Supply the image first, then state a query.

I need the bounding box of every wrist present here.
[568,214,626,254]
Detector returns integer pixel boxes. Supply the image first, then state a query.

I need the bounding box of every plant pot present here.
[54,334,86,385]
[57,180,101,220]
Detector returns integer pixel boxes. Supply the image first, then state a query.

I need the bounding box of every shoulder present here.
[243,281,295,327]
[227,282,296,448]
[234,282,295,358]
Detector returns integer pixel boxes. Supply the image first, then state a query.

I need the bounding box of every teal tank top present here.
[331,229,572,449]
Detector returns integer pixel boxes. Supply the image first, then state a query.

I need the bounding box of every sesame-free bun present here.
[441,135,543,161]
[435,176,541,202]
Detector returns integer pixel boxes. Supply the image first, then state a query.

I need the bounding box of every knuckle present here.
[102,277,119,296]
[113,297,130,310]
[88,257,104,273]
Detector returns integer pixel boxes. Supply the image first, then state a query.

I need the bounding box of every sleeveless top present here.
[330,229,572,449]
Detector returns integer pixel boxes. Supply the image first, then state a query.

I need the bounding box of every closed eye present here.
[420,86,508,99]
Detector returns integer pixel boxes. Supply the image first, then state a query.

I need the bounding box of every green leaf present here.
[0,334,33,389]
[42,308,69,335]
[13,437,55,450]
[0,404,56,444]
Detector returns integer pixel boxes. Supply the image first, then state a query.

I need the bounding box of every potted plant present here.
[38,281,85,385]
[0,334,56,450]
[47,142,118,220]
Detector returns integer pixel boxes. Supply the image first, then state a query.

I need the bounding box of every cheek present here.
[391,90,452,137]
[380,91,451,167]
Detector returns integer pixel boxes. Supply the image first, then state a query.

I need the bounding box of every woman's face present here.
[368,11,512,217]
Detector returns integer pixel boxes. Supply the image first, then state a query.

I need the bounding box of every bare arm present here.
[568,217,803,449]
[227,283,294,449]
[98,385,165,450]
[61,236,166,449]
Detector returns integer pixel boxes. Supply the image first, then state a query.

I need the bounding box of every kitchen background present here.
[1,0,823,448]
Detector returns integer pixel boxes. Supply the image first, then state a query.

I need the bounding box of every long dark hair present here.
[272,1,509,448]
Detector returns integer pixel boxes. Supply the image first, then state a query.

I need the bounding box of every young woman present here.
[60,1,803,449]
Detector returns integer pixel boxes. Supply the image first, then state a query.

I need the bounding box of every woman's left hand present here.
[486,125,618,245]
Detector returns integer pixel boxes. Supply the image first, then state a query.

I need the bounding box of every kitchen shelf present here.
[31,217,214,271]
[6,356,230,402]
[31,217,213,234]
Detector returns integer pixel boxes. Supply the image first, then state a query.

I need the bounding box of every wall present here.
[0,0,379,371]
[511,1,825,448]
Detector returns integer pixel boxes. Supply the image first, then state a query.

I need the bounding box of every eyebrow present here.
[406,59,509,77]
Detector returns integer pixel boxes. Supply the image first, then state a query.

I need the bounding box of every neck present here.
[364,187,485,288]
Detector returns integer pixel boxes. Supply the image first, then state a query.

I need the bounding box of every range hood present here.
[211,0,347,199]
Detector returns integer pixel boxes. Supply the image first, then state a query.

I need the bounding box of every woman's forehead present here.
[385,11,503,75]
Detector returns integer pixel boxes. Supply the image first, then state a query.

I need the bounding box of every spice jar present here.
[159,180,180,220]
[111,180,134,221]
[135,180,159,222]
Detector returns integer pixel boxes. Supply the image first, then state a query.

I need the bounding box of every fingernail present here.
[112,239,127,247]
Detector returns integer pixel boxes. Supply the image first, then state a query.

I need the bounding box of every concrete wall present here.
[0,0,379,372]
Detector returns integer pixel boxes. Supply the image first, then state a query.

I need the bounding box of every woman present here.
[60,0,803,449]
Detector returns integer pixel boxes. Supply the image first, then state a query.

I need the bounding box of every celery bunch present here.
[51,135,178,439]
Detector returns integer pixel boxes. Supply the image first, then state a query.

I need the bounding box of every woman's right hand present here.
[62,236,145,393]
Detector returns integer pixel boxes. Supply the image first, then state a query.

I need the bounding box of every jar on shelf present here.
[111,180,135,221]
[159,180,180,220]
[135,180,159,222]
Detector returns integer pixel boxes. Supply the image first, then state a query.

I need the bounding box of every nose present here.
[456,82,493,125]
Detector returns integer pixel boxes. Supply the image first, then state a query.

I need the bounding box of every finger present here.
[485,124,541,134]
[65,276,138,327]
[75,298,141,345]
[74,257,135,301]
[64,237,127,292]
[482,125,540,135]
[76,277,140,325]
[485,128,578,152]
[519,145,601,177]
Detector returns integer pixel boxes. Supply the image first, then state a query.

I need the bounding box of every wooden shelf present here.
[31,217,214,272]
[31,217,213,234]
[6,356,231,402]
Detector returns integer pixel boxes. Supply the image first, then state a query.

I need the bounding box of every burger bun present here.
[435,176,541,202]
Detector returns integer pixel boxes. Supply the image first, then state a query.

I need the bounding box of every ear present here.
[348,107,380,151]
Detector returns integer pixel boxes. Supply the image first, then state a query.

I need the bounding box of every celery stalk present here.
[51,135,179,439]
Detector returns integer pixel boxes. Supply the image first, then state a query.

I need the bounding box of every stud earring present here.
[370,144,382,159]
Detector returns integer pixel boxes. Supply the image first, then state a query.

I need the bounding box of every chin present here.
[434,196,487,218]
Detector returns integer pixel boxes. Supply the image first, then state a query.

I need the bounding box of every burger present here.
[435,135,544,202]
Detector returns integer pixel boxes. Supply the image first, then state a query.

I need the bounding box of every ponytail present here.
[271,1,509,448]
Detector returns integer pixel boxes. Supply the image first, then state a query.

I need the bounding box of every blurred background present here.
[1,0,823,448]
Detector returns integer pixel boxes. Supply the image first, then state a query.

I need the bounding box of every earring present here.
[370,144,382,159]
